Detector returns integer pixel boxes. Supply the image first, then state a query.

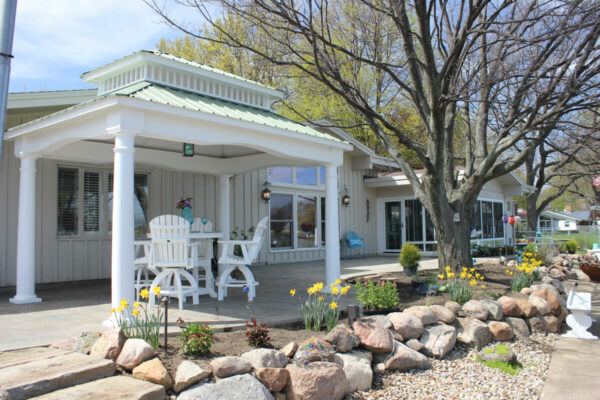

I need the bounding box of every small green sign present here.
[183,143,194,157]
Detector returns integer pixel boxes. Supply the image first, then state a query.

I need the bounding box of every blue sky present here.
[9,0,191,92]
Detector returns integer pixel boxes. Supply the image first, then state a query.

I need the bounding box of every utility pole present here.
[0,0,17,172]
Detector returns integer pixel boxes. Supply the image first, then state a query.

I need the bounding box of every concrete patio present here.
[0,256,440,351]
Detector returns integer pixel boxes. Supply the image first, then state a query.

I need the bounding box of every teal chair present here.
[345,231,366,258]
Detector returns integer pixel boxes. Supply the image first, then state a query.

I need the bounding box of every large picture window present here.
[270,193,293,248]
[57,166,149,237]
[472,199,505,241]
[297,195,317,247]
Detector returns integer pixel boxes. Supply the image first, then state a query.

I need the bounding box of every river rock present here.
[211,356,252,379]
[352,320,394,354]
[132,357,172,389]
[325,325,360,352]
[256,368,290,392]
[404,306,438,325]
[293,337,335,364]
[528,295,551,315]
[462,300,488,321]
[387,312,424,339]
[116,338,155,370]
[241,349,288,370]
[174,360,210,393]
[504,317,531,339]
[373,340,431,373]
[285,362,346,400]
[488,321,514,341]
[480,300,503,321]
[90,328,126,361]
[429,305,456,324]
[419,323,456,359]
[179,374,273,400]
[332,350,373,394]
[455,317,491,350]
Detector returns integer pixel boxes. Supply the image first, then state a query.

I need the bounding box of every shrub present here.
[113,287,163,349]
[354,280,400,311]
[565,239,578,254]
[293,280,350,331]
[399,243,421,267]
[439,266,485,305]
[245,319,271,347]
[177,319,215,355]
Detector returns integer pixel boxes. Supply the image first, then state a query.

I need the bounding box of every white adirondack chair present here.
[217,217,268,301]
[148,215,200,310]
[189,218,217,298]
[133,240,158,301]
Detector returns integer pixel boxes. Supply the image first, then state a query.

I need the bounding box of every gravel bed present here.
[347,333,557,400]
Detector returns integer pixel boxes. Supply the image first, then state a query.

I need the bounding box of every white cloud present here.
[9,0,191,90]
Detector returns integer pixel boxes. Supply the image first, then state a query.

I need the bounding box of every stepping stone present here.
[0,347,69,369]
[0,350,115,400]
[28,375,166,400]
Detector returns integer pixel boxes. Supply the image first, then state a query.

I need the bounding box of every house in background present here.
[538,208,595,233]
[0,50,528,307]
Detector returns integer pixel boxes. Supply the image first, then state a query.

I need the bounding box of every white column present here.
[110,134,135,314]
[325,164,341,288]
[10,155,42,304]
[218,174,231,277]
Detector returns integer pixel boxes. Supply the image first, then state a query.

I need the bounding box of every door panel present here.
[385,202,402,250]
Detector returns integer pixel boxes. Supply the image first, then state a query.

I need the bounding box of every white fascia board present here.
[7,89,98,110]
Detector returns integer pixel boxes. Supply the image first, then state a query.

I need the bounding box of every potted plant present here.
[399,243,421,277]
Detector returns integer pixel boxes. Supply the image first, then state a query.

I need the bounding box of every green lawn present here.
[549,232,599,251]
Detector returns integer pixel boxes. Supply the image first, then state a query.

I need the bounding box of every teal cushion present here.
[348,238,362,247]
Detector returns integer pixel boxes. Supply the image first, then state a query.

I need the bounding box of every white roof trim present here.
[7,89,97,110]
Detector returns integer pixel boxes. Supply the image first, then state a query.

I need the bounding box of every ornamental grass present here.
[112,286,163,349]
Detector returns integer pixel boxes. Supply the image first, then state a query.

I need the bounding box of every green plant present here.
[399,243,421,267]
[479,359,522,375]
[438,267,484,305]
[565,239,578,254]
[177,318,215,356]
[112,287,163,349]
[245,319,271,347]
[354,280,400,310]
[292,280,350,331]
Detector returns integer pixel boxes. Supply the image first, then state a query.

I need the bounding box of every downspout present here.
[0,0,17,171]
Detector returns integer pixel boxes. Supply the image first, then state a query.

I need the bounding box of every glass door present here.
[385,201,403,250]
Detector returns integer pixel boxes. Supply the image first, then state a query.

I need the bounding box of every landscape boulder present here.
[332,350,373,394]
[179,374,273,400]
[174,360,210,393]
[132,357,172,389]
[73,331,101,355]
[462,300,489,321]
[419,323,457,359]
[527,316,548,333]
[404,306,438,325]
[285,362,346,400]
[372,340,431,373]
[455,317,491,350]
[280,342,298,358]
[116,338,155,370]
[293,337,335,364]
[387,312,424,340]
[210,356,252,379]
[480,300,503,321]
[504,317,530,339]
[487,321,514,341]
[478,346,517,364]
[513,299,537,318]
[444,301,462,316]
[528,295,551,316]
[241,349,288,370]
[532,288,562,316]
[325,325,360,352]
[49,337,76,352]
[497,296,522,317]
[256,368,290,393]
[405,338,424,352]
[352,320,394,354]
[359,315,392,329]
[90,328,126,361]
[429,305,456,324]
[543,315,561,333]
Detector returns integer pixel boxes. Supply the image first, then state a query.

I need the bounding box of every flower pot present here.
[403,265,419,277]
[181,206,194,226]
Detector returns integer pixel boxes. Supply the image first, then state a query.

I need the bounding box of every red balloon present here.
[508,216,515,225]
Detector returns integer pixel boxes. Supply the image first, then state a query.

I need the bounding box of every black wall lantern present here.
[342,186,350,207]
[183,143,195,157]
[261,181,272,203]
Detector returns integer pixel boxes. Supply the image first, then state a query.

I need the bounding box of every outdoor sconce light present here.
[182,143,195,157]
[341,186,350,207]
[261,181,272,203]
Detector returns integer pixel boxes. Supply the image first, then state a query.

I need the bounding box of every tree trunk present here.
[526,193,539,234]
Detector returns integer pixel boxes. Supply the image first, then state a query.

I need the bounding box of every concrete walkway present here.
[541,280,600,400]
[0,256,440,351]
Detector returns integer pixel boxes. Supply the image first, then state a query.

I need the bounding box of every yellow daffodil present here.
[133,301,140,308]
[140,288,149,299]
[341,286,351,295]
[468,274,473,279]
[120,299,128,308]
[460,271,467,279]
[331,286,339,295]
[307,287,316,295]
[318,295,324,301]
[505,269,510,274]
[447,272,456,279]
[117,307,123,313]
[330,301,338,310]
[445,266,451,272]
[438,274,445,280]
[470,268,475,272]
[509,271,514,276]
[152,286,161,296]
[315,282,324,292]
[482,284,487,289]
[110,308,116,314]
[335,279,341,285]
[290,289,296,297]
[132,308,140,317]
[470,279,478,286]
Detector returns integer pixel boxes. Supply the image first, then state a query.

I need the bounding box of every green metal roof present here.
[7,81,342,144]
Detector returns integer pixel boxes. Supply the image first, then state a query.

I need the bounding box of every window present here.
[296,167,317,186]
[57,166,149,236]
[472,199,504,241]
[482,201,494,238]
[269,167,292,184]
[493,202,504,238]
[321,197,326,245]
[270,193,293,248]
[405,199,423,244]
[269,166,326,186]
[297,195,317,247]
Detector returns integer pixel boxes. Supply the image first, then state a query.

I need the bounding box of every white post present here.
[10,155,42,304]
[218,174,231,277]
[110,133,135,316]
[325,164,341,288]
